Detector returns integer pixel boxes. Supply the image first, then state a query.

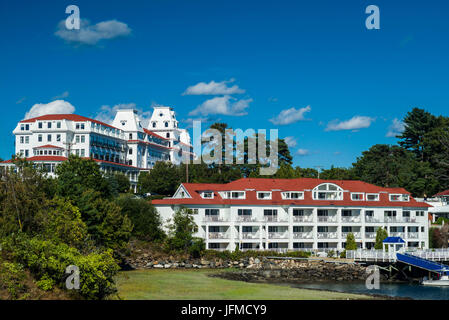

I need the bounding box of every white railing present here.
[242,232,259,239]
[293,216,313,222]
[365,232,377,239]
[390,232,406,238]
[341,232,361,239]
[407,250,449,261]
[236,216,256,222]
[365,217,383,223]
[293,232,313,239]
[208,232,229,239]
[385,217,417,223]
[204,216,228,222]
[317,232,338,239]
[341,216,361,223]
[263,216,288,222]
[407,232,419,239]
[347,248,449,262]
[317,216,337,223]
[268,232,289,239]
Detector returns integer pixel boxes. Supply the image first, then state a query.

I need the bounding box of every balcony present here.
[341,232,361,239]
[384,217,417,223]
[236,216,256,222]
[208,232,229,239]
[341,216,361,223]
[390,232,405,238]
[268,232,289,239]
[365,232,377,239]
[293,232,313,239]
[317,232,338,239]
[242,232,259,240]
[263,216,288,223]
[407,232,419,239]
[293,216,313,223]
[365,217,383,223]
[317,216,337,223]
[203,216,228,222]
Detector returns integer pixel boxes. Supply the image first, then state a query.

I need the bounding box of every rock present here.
[254,258,260,264]
[185,264,193,268]
[153,264,163,269]
[145,262,154,268]
[164,264,172,269]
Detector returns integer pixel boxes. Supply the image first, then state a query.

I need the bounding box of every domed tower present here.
[148,106,193,164]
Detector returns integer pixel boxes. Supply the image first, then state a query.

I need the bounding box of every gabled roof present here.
[19,114,120,130]
[152,178,431,208]
[33,144,64,149]
[434,189,449,197]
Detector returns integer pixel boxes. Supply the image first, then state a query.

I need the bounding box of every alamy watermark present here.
[365,265,380,290]
[65,265,80,290]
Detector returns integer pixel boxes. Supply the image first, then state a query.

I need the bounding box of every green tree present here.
[167,208,197,252]
[115,194,165,241]
[345,232,357,250]
[374,227,388,249]
[137,162,180,196]
[320,166,358,180]
[106,172,131,195]
[56,155,111,201]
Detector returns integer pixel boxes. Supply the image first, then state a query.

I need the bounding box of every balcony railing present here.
[242,232,259,239]
[407,232,419,239]
[293,232,313,239]
[317,216,337,223]
[203,216,227,222]
[268,232,289,239]
[341,232,361,239]
[236,216,256,222]
[365,232,377,239]
[384,217,417,223]
[208,232,229,239]
[263,216,288,223]
[390,232,405,238]
[365,217,383,223]
[293,216,313,222]
[341,216,361,223]
[317,232,338,239]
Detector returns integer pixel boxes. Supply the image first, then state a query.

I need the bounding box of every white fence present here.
[347,248,449,262]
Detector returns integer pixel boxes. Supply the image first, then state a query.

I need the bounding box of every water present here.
[293,282,449,300]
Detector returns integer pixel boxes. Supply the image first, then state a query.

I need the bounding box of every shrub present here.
[0,260,26,299]
[167,208,196,252]
[1,234,120,299]
[189,238,205,258]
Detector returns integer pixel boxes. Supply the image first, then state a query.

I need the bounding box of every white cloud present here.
[188,95,252,117]
[296,148,310,156]
[52,91,69,100]
[24,100,75,119]
[55,19,131,45]
[183,79,244,95]
[386,118,405,137]
[325,116,374,132]
[269,106,311,125]
[284,136,297,148]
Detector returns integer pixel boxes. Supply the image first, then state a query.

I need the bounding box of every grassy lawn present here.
[115,269,373,300]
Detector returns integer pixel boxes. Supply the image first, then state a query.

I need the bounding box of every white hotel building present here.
[0,106,193,191]
[153,178,431,252]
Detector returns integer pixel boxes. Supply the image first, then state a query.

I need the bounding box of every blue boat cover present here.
[383,237,406,243]
[396,253,449,272]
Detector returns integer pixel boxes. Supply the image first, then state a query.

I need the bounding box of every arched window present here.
[164,122,169,128]
[166,132,170,138]
[312,183,343,200]
[152,122,156,128]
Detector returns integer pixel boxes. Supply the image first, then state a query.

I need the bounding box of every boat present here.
[421,271,449,286]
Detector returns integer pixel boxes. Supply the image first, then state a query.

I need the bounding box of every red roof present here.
[152,178,431,208]
[143,128,169,141]
[20,114,120,130]
[33,144,64,149]
[434,189,449,197]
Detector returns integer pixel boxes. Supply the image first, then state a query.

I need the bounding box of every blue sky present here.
[1,0,448,168]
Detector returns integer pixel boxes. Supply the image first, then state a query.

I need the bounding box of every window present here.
[238,209,252,216]
[342,210,352,216]
[312,183,343,200]
[56,134,61,142]
[257,192,272,199]
[293,226,304,232]
[57,122,61,129]
[317,209,328,216]
[205,209,219,216]
[390,194,401,201]
[81,135,85,143]
[129,133,133,140]
[165,122,169,127]
[25,150,29,157]
[351,193,364,201]
[48,122,52,129]
[20,124,24,131]
[38,134,42,142]
[403,211,410,217]
[282,191,304,200]
[202,191,214,199]
[25,136,29,144]
[80,149,85,157]
[166,133,170,138]
[20,136,24,144]
[47,134,52,142]
[152,122,156,128]
[129,148,133,155]
[293,209,304,216]
[81,123,85,130]
[38,122,42,129]
[263,209,277,216]
[365,210,374,217]
[366,194,379,201]
[384,210,397,217]
[403,194,410,201]
[222,191,245,199]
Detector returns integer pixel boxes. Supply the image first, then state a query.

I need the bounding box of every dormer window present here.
[164,122,169,128]
[403,194,410,201]
[257,192,272,200]
[221,191,245,199]
[312,183,343,200]
[282,192,304,200]
[390,194,401,201]
[366,193,379,201]
[351,193,364,201]
[201,191,214,199]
